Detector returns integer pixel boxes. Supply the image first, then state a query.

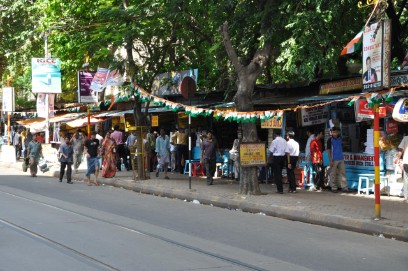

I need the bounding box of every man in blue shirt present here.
[327,127,349,193]
[27,133,43,177]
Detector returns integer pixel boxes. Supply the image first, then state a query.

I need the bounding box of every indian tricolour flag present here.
[340,30,363,56]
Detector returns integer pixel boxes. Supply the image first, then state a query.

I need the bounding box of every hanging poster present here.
[37,93,55,118]
[392,97,408,122]
[362,20,391,92]
[78,71,97,103]
[152,69,198,97]
[31,58,62,93]
[90,67,110,92]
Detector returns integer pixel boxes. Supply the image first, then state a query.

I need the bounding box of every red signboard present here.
[386,119,398,134]
[357,100,386,118]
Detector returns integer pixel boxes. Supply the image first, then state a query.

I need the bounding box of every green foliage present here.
[1,0,408,110]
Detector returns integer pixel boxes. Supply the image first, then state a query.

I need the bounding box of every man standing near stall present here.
[268,130,287,194]
[285,131,300,193]
[327,127,349,193]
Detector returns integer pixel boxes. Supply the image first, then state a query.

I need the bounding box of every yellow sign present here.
[239,142,266,167]
[261,117,282,129]
[178,112,187,128]
[152,115,159,127]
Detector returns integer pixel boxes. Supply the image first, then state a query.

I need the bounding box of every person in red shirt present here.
[310,130,325,190]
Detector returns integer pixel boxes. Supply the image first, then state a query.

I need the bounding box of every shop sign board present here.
[343,152,383,170]
[261,117,282,129]
[354,99,385,121]
[362,20,391,92]
[31,58,62,93]
[301,105,329,126]
[2,87,15,112]
[319,78,361,95]
[386,119,398,134]
[239,142,266,167]
[78,71,98,103]
[151,115,159,127]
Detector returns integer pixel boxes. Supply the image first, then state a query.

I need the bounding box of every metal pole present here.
[44,33,50,144]
[189,98,192,190]
[6,77,11,146]
[374,104,381,219]
[87,106,91,139]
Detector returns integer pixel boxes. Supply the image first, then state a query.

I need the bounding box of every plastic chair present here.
[184,147,201,175]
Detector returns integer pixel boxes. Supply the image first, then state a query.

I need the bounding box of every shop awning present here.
[65,117,106,128]
[16,118,47,133]
[49,112,86,123]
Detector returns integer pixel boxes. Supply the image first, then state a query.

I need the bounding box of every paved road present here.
[1,168,407,271]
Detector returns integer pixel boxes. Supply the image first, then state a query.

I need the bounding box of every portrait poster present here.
[362,20,391,92]
[90,67,110,92]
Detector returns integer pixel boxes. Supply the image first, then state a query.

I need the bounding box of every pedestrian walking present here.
[201,131,221,185]
[13,129,22,160]
[268,130,287,194]
[327,127,349,192]
[155,128,170,179]
[84,131,100,186]
[71,129,84,173]
[27,133,43,177]
[304,128,315,185]
[310,130,325,190]
[58,136,74,184]
[285,131,300,193]
[101,131,117,178]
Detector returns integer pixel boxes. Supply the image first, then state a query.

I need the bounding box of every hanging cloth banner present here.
[392,97,408,122]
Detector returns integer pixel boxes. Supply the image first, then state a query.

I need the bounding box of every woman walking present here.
[101,131,117,178]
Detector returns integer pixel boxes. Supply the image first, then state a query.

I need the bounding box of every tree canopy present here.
[0,0,407,106]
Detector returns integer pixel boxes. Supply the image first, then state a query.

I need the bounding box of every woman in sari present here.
[101,131,117,178]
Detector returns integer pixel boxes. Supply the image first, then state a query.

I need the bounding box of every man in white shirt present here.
[268,130,287,194]
[285,131,300,193]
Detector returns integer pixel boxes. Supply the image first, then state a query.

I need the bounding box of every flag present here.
[340,30,363,56]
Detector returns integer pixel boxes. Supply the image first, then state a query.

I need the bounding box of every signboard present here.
[152,69,198,97]
[178,112,188,128]
[319,78,361,95]
[31,58,62,93]
[125,113,136,131]
[301,105,329,126]
[239,142,266,167]
[2,87,14,112]
[354,99,385,122]
[343,153,382,170]
[386,119,398,134]
[151,115,159,127]
[392,97,408,122]
[78,71,98,103]
[261,117,283,129]
[37,93,55,118]
[90,67,110,92]
[362,20,391,92]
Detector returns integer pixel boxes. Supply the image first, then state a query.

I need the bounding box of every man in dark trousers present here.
[110,124,128,171]
[201,131,221,185]
[84,131,100,186]
[268,130,287,194]
[285,131,300,193]
[58,136,74,184]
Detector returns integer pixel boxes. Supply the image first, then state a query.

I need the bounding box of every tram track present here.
[0,189,270,271]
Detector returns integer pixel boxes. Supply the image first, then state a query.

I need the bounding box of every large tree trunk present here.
[220,20,271,195]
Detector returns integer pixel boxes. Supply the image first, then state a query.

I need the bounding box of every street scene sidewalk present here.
[2,159,408,242]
